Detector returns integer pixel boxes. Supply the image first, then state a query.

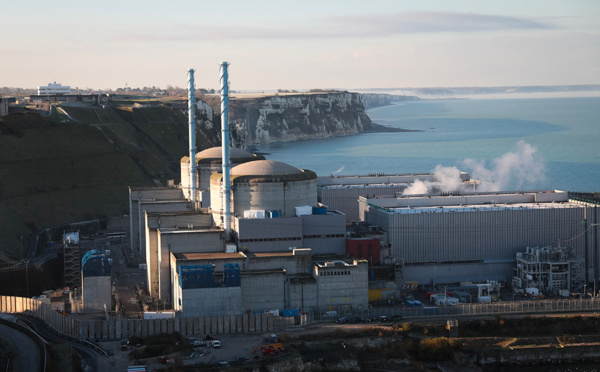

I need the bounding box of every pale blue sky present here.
[1,0,599,91]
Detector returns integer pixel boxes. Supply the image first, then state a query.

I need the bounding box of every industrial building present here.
[140,157,361,313]
[170,249,368,317]
[129,65,369,318]
[317,172,473,222]
[128,64,600,318]
[513,246,585,293]
[129,187,188,258]
[63,231,81,289]
[37,82,71,95]
[359,190,600,287]
[0,97,9,115]
[81,249,112,313]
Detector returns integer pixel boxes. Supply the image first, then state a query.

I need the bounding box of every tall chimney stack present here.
[187,69,197,209]
[220,62,231,237]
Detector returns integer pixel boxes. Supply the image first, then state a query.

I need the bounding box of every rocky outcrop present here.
[228,92,372,146]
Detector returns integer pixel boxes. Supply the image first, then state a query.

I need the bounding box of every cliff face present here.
[227,92,372,146]
[361,93,421,110]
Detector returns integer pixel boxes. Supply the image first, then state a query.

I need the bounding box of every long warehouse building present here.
[359,190,600,288]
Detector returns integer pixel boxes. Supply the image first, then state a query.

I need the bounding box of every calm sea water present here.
[255,97,600,192]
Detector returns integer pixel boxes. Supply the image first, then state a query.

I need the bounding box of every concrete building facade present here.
[129,187,187,258]
[145,211,214,300]
[169,249,368,317]
[359,190,600,286]
[234,212,346,255]
[317,173,473,222]
[81,250,111,313]
[37,82,71,95]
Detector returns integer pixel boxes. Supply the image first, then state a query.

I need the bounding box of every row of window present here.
[239,234,345,243]
[321,270,351,276]
[304,234,345,239]
[239,237,301,243]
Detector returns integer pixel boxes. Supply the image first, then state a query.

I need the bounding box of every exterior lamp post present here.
[25,260,30,298]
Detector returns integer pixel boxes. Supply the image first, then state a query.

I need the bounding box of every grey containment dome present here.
[229,160,317,183]
[210,160,318,220]
[194,146,265,165]
[181,147,266,197]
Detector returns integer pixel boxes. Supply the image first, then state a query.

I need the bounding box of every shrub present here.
[416,337,457,361]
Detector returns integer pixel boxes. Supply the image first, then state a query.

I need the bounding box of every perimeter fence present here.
[312,298,600,322]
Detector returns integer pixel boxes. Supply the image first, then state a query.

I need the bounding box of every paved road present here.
[17,315,100,372]
[110,240,146,319]
[0,321,41,372]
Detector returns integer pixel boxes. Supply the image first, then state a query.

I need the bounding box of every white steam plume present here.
[403,141,546,195]
[461,140,546,192]
[332,166,345,174]
[403,165,462,195]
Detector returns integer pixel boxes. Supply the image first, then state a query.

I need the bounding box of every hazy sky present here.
[2,0,599,91]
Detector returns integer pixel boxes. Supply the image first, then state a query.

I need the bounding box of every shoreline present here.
[363,122,422,133]
[246,122,420,154]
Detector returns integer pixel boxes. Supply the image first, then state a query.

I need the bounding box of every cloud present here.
[331,12,556,35]
[111,12,557,43]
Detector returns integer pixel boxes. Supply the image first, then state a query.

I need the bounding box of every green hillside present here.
[0,104,199,261]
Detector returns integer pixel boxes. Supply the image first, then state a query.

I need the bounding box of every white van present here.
[323,311,338,318]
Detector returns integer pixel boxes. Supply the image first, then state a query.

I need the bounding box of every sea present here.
[255,96,600,192]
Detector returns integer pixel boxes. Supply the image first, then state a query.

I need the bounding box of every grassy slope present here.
[0,106,193,260]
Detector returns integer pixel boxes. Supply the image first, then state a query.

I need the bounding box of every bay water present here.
[255,97,600,192]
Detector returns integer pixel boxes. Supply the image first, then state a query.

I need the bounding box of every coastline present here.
[364,122,422,133]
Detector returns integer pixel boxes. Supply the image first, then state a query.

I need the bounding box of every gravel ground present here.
[97,331,275,370]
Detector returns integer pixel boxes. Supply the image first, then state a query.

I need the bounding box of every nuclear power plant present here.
[127,63,600,318]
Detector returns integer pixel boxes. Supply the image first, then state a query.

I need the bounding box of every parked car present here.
[337,317,349,324]
[212,340,221,348]
[377,315,389,322]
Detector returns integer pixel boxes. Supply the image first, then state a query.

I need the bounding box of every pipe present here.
[220,62,231,237]
[188,69,197,208]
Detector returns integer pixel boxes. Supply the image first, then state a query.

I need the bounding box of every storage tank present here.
[181,146,265,199]
[210,160,317,226]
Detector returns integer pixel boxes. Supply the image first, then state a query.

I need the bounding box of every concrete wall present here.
[0,296,273,341]
[236,217,303,253]
[316,174,443,186]
[315,261,369,312]
[319,184,407,222]
[128,187,186,258]
[146,228,159,299]
[179,287,242,317]
[147,212,213,231]
[145,212,213,299]
[405,262,514,286]
[236,214,347,255]
[244,252,310,275]
[0,98,8,116]
[241,271,286,312]
[287,279,317,313]
[363,200,599,284]
[157,229,224,301]
[83,276,112,313]
[301,213,346,255]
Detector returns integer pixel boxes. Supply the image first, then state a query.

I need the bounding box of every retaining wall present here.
[0,296,272,340]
